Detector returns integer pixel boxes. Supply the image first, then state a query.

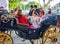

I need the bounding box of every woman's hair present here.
[30,5,33,8]
[32,10,38,15]
[34,11,38,15]
[40,8,45,15]
[17,9,22,17]
[14,8,18,12]
[42,11,45,15]
[34,5,37,8]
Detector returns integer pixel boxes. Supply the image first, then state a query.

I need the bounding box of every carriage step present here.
[5,30,16,35]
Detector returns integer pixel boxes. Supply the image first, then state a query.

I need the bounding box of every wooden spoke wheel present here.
[0,33,13,44]
[43,25,60,44]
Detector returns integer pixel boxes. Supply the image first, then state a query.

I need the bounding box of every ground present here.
[7,31,33,44]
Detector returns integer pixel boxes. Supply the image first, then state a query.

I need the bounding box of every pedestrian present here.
[47,8,52,17]
[34,5,40,16]
[28,10,41,29]
[0,0,9,15]
[28,5,33,16]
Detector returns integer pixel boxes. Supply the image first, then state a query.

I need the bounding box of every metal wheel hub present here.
[54,38,58,42]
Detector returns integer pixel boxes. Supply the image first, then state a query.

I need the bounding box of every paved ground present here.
[12,34,31,44]
[6,31,32,44]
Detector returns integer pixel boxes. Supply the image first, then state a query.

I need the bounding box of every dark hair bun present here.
[34,5,37,8]
[30,5,33,8]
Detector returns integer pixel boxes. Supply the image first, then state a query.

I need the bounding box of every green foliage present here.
[9,0,21,10]
[25,1,42,10]
[27,1,42,7]
[9,0,43,10]
[45,5,49,9]
[9,0,28,10]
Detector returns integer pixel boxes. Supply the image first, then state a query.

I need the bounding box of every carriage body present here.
[0,14,58,38]
[0,13,60,44]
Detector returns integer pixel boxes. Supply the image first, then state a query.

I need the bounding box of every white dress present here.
[28,16,41,29]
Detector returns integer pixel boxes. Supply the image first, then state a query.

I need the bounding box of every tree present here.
[9,0,29,11]
[26,1,42,10]
[9,0,19,10]
[43,0,54,9]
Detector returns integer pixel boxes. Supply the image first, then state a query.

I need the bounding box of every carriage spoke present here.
[0,33,13,44]
[54,27,60,36]
[57,39,60,44]
[43,26,60,44]
[45,38,51,43]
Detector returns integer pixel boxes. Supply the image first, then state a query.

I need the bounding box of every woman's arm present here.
[15,18,20,24]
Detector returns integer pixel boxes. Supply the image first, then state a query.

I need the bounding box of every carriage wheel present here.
[42,25,60,44]
[0,33,13,44]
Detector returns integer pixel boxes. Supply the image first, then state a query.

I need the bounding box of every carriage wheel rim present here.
[42,25,60,44]
[0,33,14,44]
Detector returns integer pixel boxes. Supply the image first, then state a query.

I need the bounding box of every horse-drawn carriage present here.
[0,12,60,44]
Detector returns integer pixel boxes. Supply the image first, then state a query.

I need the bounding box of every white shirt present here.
[0,0,9,11]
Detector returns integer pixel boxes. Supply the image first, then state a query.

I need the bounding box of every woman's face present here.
[32,11,36,16]
[14,10,18,16]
